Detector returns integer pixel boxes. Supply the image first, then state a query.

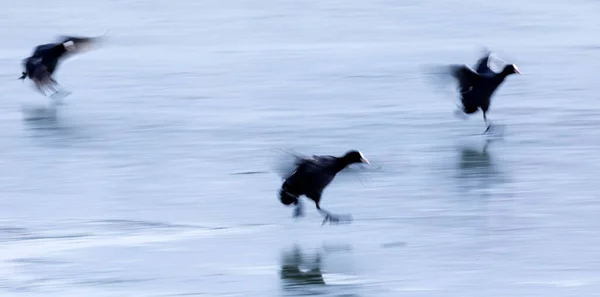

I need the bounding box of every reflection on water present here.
[458,140,493,173]
[455,140,505,195]
[21,107,91,147]
[279,244,360,297]
[280,245,326,296]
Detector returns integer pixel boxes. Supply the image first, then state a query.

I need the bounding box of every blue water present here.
[1,0,600,296]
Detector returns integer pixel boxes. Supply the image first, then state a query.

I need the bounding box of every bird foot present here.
[321,213,353,226]
[483,124,493,134]
[49,90,71,104]
[293,207,304,218]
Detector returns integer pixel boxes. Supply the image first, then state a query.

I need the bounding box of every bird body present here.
[282,156,341,200]
[19,34,105,98]
[27,43,68,75]
[278,150,369,225]
[448,50,520,133]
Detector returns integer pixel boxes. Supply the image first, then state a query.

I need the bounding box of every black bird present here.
[278,150,369,225]
[19,34,105,98]
[448,50,521,133]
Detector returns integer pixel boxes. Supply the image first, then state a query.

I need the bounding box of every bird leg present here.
[32,75,58,97]
[32,82,49,96]
[45,82,59,95]
[48,78,68,94]
[292,199,304,218]
[318,208,338,225]
[49,87,71,102]
[483,112,493,134]
[315,203,352,226]
[46,79,72,103]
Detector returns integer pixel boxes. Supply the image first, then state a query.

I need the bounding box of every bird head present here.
[18,72,27,80]
[503,64,521,75]
[343,150,370,165]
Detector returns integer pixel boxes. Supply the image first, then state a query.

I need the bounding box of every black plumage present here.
[19,34,105,97]
[448,50,520,133]
[278,150,369,225]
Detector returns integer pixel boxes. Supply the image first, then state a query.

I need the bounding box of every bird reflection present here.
[280,245,326,295]
[279,244,361,297]
[459,140,492,171]
[21,108,89,147]
[456,140,504,194]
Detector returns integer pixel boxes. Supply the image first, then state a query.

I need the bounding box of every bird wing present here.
[287,155,336,178]
[280,158,320,187]
[474,54,494,75]
[272,150,343,182]
[272,150,316,180]
[448,64,481,94]
[54,35,105,58]
[293,156,332,172]
[285,156,341,194]
[310,155,339,168]
[285,153,336,169]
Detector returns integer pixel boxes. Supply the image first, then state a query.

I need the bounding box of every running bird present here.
[19,34,105,98]
[448,50,521,133]
[278,150,369,225]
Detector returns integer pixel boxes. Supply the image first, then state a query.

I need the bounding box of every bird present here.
[277,150,369,225]
[447,49,521,134]
[19,34,105,98]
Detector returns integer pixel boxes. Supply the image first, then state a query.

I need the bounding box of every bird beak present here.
[357,151,370,165]
[513,65,521,74]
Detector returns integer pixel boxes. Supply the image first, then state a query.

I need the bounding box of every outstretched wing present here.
[448,64,480,94]
[473,54,494,74]
[475,49,496,75]
[54,34,105,58]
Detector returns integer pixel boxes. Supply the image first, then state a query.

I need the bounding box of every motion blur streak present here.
[1,0,599,296]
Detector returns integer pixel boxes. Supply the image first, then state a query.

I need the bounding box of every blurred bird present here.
[19,34,106,98]
[277,150,369,225]
[446,49,521,134]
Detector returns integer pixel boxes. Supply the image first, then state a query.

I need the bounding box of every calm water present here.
[1,0,600,296]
